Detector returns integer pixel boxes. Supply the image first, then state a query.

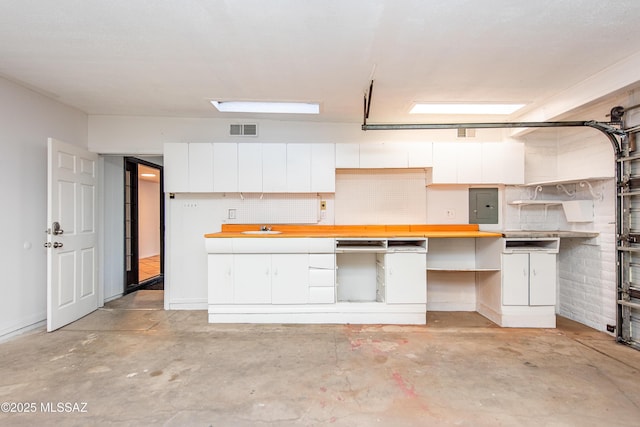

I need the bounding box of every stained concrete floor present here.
[1,291,640,426]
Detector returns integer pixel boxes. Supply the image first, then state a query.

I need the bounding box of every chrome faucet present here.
[260,225,272,232]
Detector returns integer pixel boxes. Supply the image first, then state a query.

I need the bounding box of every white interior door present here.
[47,138,99,331]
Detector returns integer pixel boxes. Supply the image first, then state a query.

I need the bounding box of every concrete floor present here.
[1,291,640,426]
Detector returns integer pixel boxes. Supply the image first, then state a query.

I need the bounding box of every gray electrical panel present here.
[469,188,498,224]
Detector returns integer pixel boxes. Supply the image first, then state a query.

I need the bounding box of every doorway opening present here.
[124,157,164,294]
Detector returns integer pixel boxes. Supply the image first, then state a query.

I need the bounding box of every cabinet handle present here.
[266,268,270,275]
[532,269,536,276]
[274,268,278,276]
[523,268,527,276]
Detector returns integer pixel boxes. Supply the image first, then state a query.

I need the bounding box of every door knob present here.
[53,242,63,248]
[52,221,64,235]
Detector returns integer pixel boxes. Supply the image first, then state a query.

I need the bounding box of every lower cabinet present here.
[271,254,310,304]
[382,253,427,304]
[209,252,331,305]
[502,252,556,306]
[234,254,273,304]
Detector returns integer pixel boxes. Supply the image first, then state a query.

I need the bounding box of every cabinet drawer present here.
[309,269,335,287]
[309,254,335,269]
[309,287,335,304]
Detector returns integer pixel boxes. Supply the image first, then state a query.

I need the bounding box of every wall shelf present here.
[522,176,612,187]
[508,199,594,222]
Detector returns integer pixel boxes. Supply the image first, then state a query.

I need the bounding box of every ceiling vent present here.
[230,123,258,136]
[457,128,476,138]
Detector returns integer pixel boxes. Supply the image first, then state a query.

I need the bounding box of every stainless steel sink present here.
[241,230,282,235]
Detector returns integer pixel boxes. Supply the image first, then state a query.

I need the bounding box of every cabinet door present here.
[286,144,311,192]
[407,142,433,168]
[208,254,233,304]
[238,143,262,192]
[262,143,287,192]
[385,253,427,303]
[271,254,309,304]
[502,253,529,305]
[432,143,458,183]
[481,142,503,183]
[360,142,408,168]
[188,143,214,192]
[529,252,556,306]
[457,143,482,183]
[233,254,271,303]
[163,143,189,192]
[213,143,238,192]
[311,143,335,192]
[335,143,359,168]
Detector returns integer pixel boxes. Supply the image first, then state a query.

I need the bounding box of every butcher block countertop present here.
[205,224,504,239]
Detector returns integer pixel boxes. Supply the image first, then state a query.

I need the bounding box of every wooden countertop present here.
[204,224,503,239]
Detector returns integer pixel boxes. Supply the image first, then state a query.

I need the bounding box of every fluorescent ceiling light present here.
[410,103,525,115]
[211,101,319,114]
[141,173,156,177]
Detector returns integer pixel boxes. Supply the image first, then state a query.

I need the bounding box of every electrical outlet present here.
[446,209,455,218]
[320,200,327,211]
[228,208,236,219]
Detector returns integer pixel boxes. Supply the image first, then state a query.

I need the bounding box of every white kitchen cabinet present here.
[234,254,271,304]
[308,253,335,303]
[407,142,433,168]
[271,254,310,304]
[359,142,408,168]
[502,252,556,306]
[163,142,189,192]
[432,143,459,183]
[262,143,287,192]
[335,143,359,168]
[238,143,262,192]
[208,254,233,304]
[311,143,335,192]
[384,253,427,303]
[188,143,214,192]
[432,142,523,184]
[457,143,483,184]
[213,143,238,192]
[286,144,311,192]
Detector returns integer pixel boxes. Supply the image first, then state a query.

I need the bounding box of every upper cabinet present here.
[286,143,311,192]
[430,142,524,185]
[360,142,408,168]
[164,142,189,192]
[262,143,288,192]
[336,142,433,169]
[213,143,238,192]
[164,141,523,193]
[238,143,262,192]
[164,142,336,193]
[311,143,336,192]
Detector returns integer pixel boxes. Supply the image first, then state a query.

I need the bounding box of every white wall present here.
[0,77,87,340]
[88,115,506,154]
[102,156,125,301]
